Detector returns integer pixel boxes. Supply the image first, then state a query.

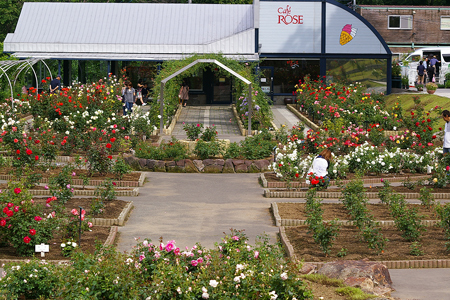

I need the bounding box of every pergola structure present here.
[159,59,253,136]
[0,58,53,107]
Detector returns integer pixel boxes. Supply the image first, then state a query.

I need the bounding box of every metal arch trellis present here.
[159,59,253,136]
[0,58,54,108]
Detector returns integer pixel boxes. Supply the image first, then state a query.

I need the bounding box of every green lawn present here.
[385,93,449,117]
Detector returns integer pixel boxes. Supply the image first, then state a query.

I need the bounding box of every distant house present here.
[357,5,450,58]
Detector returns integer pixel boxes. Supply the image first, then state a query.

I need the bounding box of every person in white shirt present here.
[443,110,450,154]
[312,149,332,178]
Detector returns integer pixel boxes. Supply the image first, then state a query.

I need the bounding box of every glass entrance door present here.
[259,66,274,103]
[212,75,232,104]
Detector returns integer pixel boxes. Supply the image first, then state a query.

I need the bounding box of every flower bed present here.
[282,225,450,264]
[272,202,438,227]
[0,230,313,300]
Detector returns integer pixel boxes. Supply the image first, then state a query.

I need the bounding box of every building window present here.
[388,15,412,29]
[441,16,450,30]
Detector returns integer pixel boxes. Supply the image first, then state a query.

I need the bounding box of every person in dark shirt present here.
[142,83,148,105]
[417,61,426,85]
[50,75,61,94]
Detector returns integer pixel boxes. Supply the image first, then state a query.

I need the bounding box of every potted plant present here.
[416,84,424,91]
[401,76,409,89]
[426,82,438,94]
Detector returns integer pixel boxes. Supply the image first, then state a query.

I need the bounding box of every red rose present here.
[110,137,116,143]
[6,211,13,217]
[14,188,21,194]
[35,156,39,161]
[26,149,32,155]
[34,216,42,221]
[23,236,31,244]
[0,219,6,227]
[16,149,20,154]
[34,139,40,144]
[108,155,113,159]
[415,122,419,127]
[295,173,299,178]
[427,119,431,122]
[29,229,36,236]
[106,143,112,149]
[432,135,436,139]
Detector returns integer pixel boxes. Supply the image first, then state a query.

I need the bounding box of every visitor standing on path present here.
[179,81,189,107]
[417,61,426,85]
[50,75,61,94]
[443,110,450,154]
[123,82,136,116]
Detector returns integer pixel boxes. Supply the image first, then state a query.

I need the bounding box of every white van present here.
[400,47,450,88]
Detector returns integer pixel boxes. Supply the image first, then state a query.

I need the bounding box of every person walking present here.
[135,82,143,106]
[123,82,136,116]
[178,81,189,107]
[417,61,426,85]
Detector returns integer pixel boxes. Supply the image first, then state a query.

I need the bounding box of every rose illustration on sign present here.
[339,24,357,45]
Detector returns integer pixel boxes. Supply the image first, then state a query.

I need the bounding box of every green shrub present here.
[223,142,241,159]
[239,133,276,160]
[193,140,224,159]
[200,125,218,141]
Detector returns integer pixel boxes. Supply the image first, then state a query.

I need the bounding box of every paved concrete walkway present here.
[117,173,278,252]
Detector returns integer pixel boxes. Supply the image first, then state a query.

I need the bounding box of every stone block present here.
[223,159,235,173]
[165,161,175,167]
[193,160,204,172]
[214,159,225,166]
[138,159,147,169]
[203,164,223,173]
[176,159,185,167]
[254,159,270,171]
[154,160,166,172]
[235,164,248,173]
[203,159,215,166]
[184,160,199,173]
[147,159,157,170]
[233,159,245,166]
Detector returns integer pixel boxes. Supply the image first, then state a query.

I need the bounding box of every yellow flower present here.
[433,178,438,183]
[396,140,400,144]
[394,114,398,118]
[282,124,286,127]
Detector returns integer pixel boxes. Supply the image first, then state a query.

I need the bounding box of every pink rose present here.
[191,260,198,267]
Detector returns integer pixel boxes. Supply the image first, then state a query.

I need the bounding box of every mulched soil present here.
[285,225,450,262]
[277,203,438,221]
[0,226,111,261]
[35,198,129,219]
[0,167,141,182]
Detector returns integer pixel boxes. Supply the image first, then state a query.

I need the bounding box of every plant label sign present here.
[35,243,49,257]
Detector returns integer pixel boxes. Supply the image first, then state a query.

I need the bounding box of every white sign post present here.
[35,243,49,258]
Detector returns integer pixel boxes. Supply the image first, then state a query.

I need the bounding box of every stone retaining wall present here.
[124,156,273,173]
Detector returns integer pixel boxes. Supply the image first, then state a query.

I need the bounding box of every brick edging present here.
[264,189,450,199]
[0,226,118,267]
[261,173,431,189]
[279,226,450,269]
[28,187,139,197]
[0,174,143,187]
[92,201,134,226]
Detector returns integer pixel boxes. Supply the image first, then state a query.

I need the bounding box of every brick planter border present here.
[92,201,134,226]
[0,226,118,267]
[264,189,450,199]
[271,202,438,227]
[29,187,139,197]
[0,171,144,187]
[260,173,430,189]
[279,226,450,270]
